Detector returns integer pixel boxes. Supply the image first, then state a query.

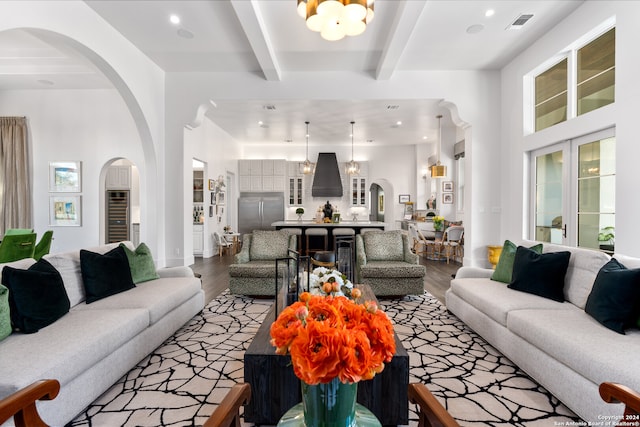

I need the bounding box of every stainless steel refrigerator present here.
[238,192,285,235]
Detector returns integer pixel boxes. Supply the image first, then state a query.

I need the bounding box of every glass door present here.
[532,144,569,244]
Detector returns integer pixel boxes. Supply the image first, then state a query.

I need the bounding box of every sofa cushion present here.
[584,258,640,334]
[538,242,611,309]
[44,242,122,307]
[119,242,160,284]
[250,230,290,260]
[0,308,148,398]
[2,259,70,333]
[508,246,570,302]
[0,285,10,341]
[73,277,202,324]
[507,307,640,394]
[449,277,566,326]
[360,261,425,278]
[363,231,404,262]
[491,240,543,284]
[614,254,640,328]
[80,246,135,304]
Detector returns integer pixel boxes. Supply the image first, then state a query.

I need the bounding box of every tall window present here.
[535,59,567,132]
[531,129,615,251]
[533,26,615,132]
[577,28,615,116]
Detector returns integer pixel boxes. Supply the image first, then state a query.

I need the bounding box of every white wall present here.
[500,1,640,257]
[0,89,142,253]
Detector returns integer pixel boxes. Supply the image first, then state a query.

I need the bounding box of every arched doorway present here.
[100,158,141,245]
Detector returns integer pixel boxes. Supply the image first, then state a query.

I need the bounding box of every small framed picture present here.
[216,191,226,206]
[211,192,215,205]
[50,196,82,226]
[443,193,454,204]
[398,194,410,203]
[208,179,215,191]
[49,161,81,192]
[209,205,214,217]
[442,181,454,193]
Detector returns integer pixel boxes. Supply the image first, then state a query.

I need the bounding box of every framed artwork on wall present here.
[49,161,81,192]
[208,179,215,191]
[398,194,410,203]
[211,192,215,205]
[216,191,226,206]
[50,196,82,226]
[443,193,453,204]
[442,181,454,193]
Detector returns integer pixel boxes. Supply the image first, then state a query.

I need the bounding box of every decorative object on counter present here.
[332,212,341,223]
[427,194,436,210]
[322,201,334,219]
[432,216,445,232]
[315,208,324,223]
[296,207,305,221]
[270,289,394,427]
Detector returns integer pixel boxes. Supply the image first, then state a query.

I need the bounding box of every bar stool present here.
[359,228,382,234]
[285,228,303,254]
[305,228,328,256]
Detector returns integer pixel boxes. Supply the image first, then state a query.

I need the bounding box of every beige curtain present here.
[0,117,31,236]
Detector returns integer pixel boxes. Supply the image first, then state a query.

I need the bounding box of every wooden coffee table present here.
[243,285,409,426]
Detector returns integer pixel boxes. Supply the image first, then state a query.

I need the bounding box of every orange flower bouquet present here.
[270,292,396,385]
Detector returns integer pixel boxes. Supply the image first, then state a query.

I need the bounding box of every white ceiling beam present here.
[375,0,427,80]
[230,0,281,81]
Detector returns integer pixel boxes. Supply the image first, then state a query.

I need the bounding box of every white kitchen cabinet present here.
[193,224,204,255]
[289,176,304,206]
[238,159,287,192]
[239,175,251,192]
[106,166,131,190]
[351,176,367,206]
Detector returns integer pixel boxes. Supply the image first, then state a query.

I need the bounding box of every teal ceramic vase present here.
[302,378,357,427]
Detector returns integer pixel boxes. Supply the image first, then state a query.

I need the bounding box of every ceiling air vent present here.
[507,14,533,30]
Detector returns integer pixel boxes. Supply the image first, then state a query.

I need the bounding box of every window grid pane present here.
[577,28,615,115]
[535,59,568,131]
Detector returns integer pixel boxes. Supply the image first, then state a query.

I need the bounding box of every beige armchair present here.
[228,230,298,296]
[355,230,426,296]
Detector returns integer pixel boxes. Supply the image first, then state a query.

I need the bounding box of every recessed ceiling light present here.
[485,9,495,17]
[258,121,264,125]
[169,14,180,25]
[177,28,194,39]
[466,24,485,34]
[423,136,428,140]
[396,121,402,126]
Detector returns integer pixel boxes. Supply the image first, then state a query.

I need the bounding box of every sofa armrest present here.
[355,235,367,266]
[402,234,419,264]
[454,266,494,279]
[234,234,252,264]
[157,266,195,278]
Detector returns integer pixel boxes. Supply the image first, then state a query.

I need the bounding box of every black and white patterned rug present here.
[68,291,580,426]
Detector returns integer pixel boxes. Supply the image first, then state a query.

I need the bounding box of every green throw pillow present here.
[491,240,543,284]
[119,243,160,284]
[0,285,11,341]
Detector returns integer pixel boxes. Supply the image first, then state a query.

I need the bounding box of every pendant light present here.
[302,121,315,174]
[430,114,446,178]
[346,121,360,175]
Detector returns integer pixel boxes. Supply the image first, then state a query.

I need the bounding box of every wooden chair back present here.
[0,379,60,427]
[203,383,251,427]
[408,383,460,427]
[599,382,640,425]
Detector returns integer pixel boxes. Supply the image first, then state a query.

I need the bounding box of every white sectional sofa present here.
[0,242,204,426]
[446,241,640,423]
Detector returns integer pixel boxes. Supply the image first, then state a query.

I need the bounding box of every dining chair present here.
[0,233,37,263]
[441,226,464,264]
[408,224,428,257]
[214,232,234,257]
[408,383,460,427]
[33,231,54,261]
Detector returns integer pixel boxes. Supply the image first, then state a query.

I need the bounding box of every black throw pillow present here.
[508,246,571,302]
[1,258,70,333]
[81,246,135,304]
[585,258,640,334]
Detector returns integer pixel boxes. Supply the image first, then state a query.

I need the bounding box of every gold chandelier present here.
[431,115,447,178]
[297,0,375,41]
[346,121,360,175]
[302,121,315,174]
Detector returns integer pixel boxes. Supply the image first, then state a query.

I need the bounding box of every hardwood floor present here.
[191,253,460,305]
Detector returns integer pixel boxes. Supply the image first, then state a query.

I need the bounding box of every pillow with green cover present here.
[0,285,11,340]
[119,242,160,284]
[491,240,543,283]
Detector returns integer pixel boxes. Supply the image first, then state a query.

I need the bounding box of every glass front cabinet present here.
[351,177,366,206]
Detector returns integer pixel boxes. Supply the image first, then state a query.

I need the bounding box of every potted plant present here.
[598,226,615,252]
[296,207,304,221]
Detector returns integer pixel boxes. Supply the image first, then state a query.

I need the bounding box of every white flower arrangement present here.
[308,266,353,297]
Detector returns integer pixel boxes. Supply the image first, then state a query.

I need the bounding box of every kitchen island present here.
[271,220,386,255]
